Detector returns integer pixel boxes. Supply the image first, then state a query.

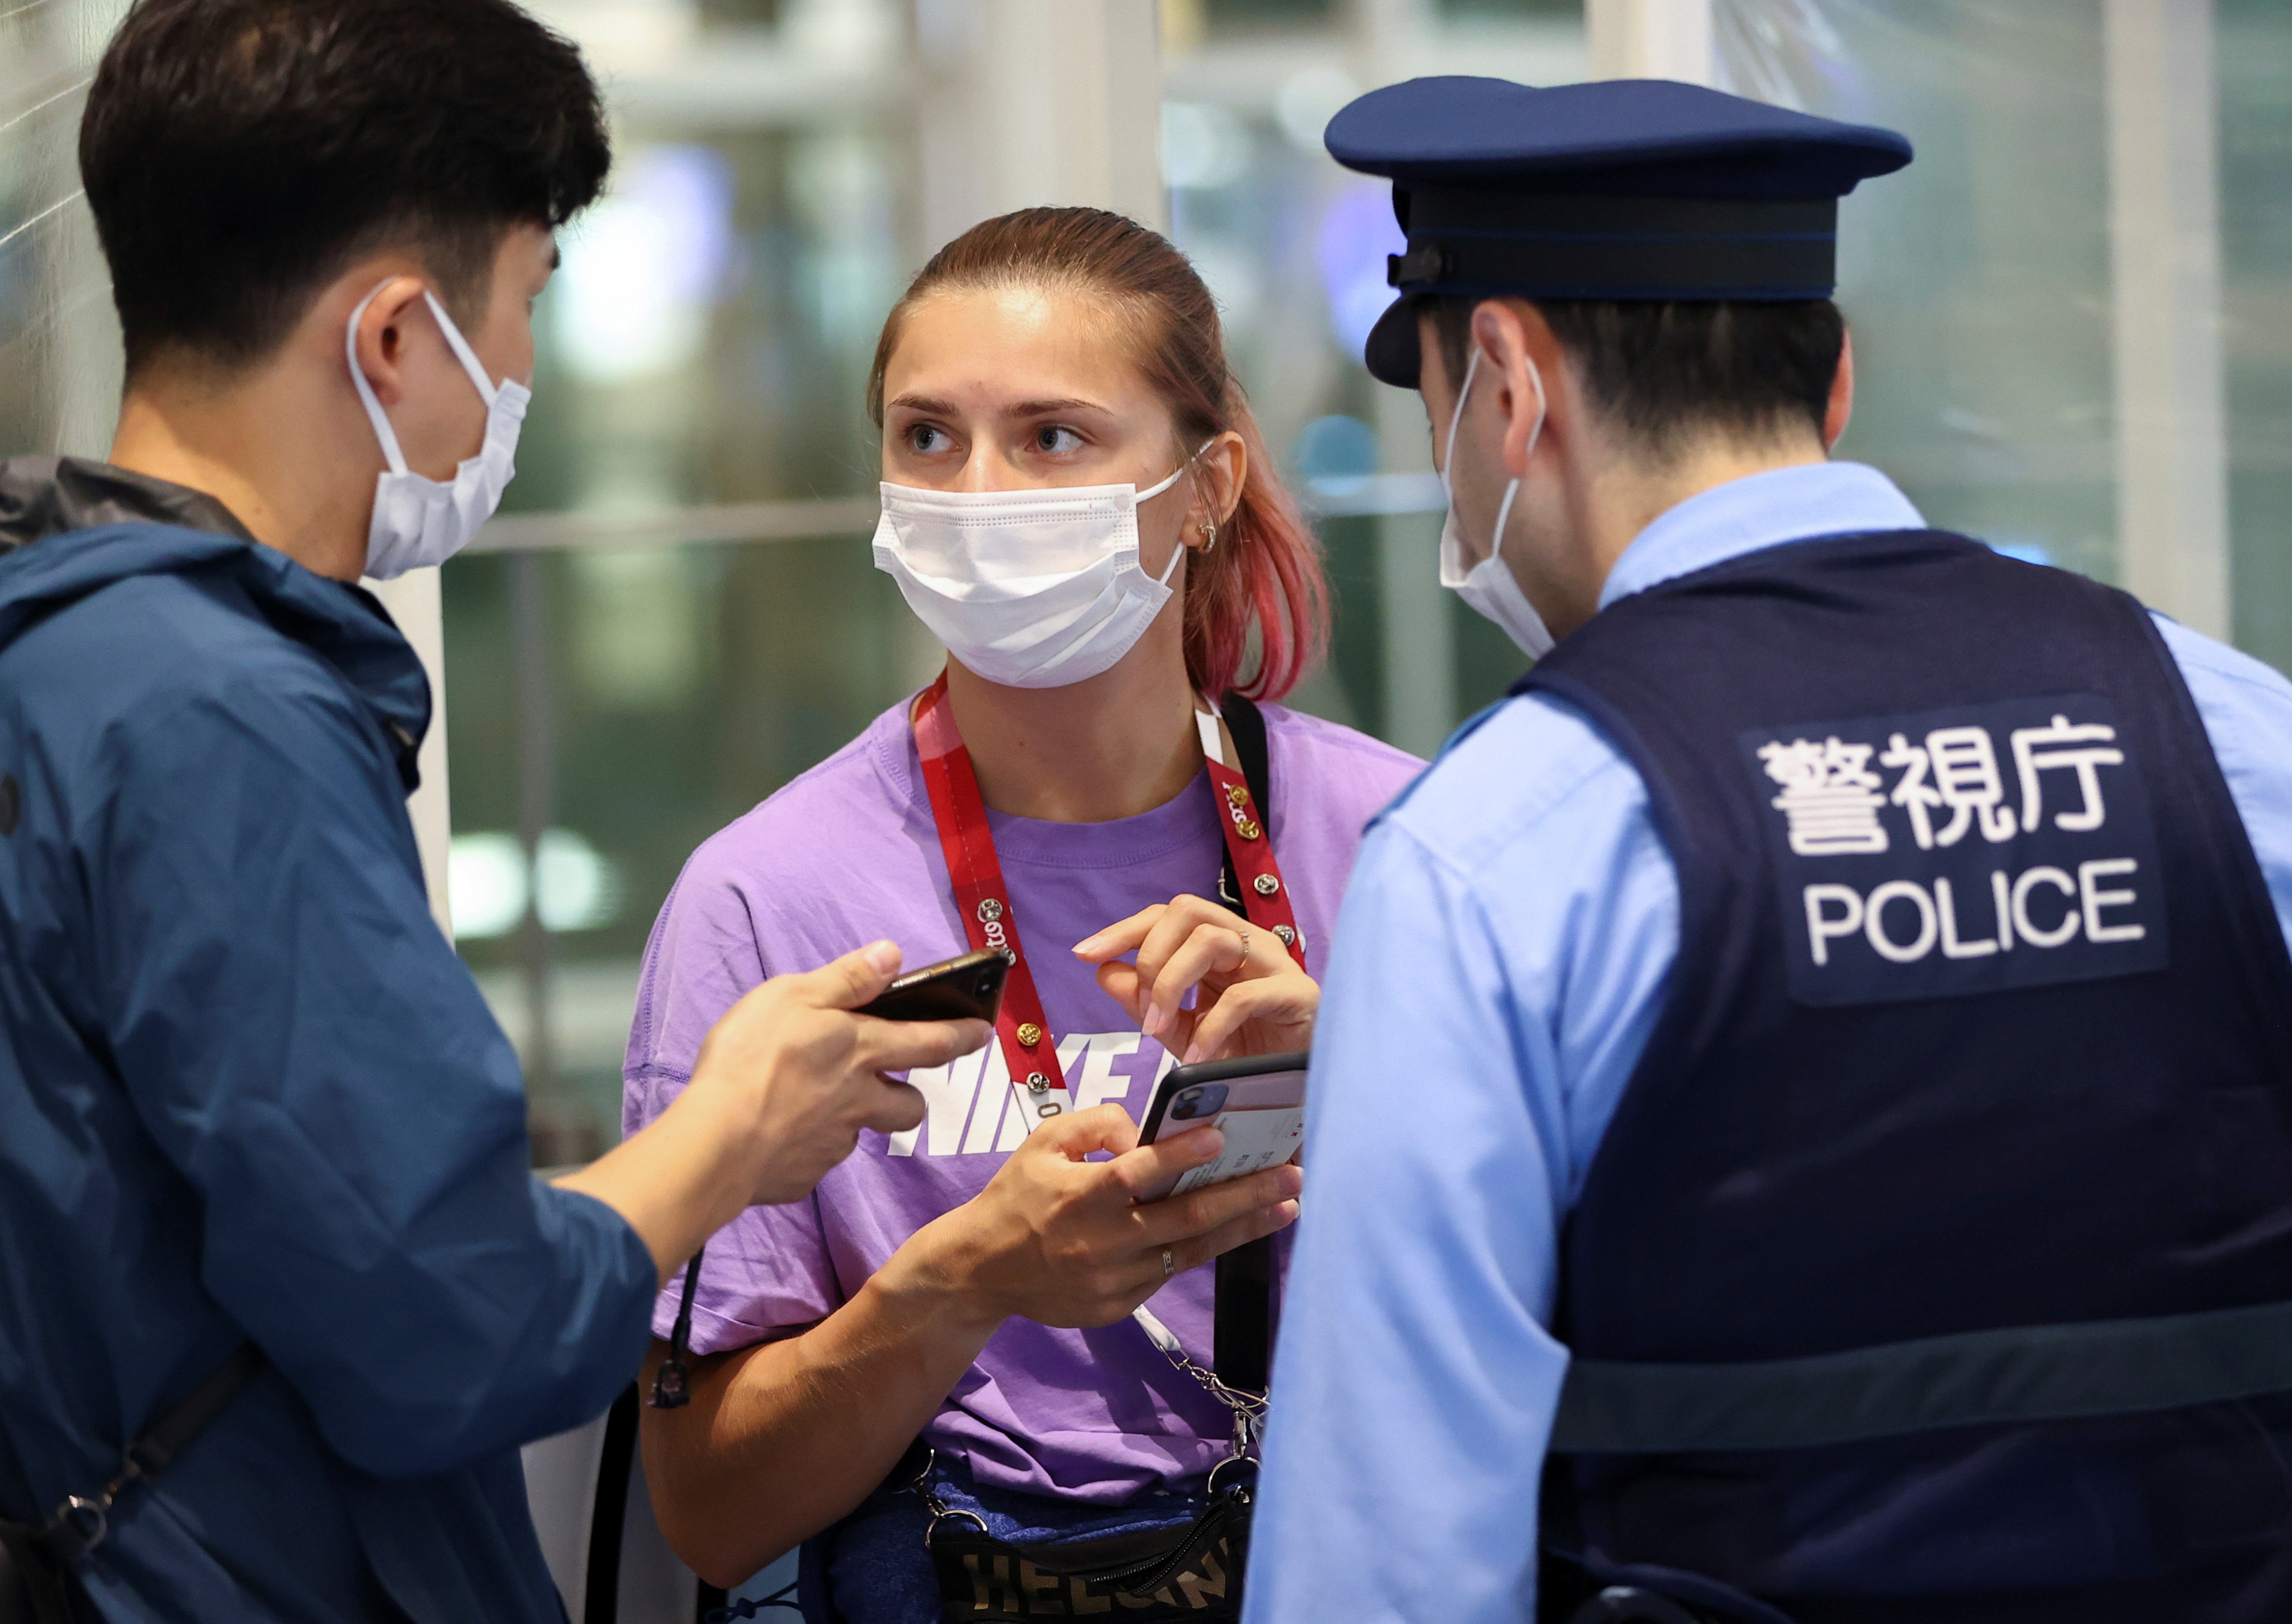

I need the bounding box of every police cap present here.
[1324,76,1913,386]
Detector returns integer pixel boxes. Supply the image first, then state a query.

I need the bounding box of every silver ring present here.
[1162,1248,1175,1279]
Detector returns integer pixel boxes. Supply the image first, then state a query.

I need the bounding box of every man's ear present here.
[1469,297,1558,479]
[347,274,431,411]
[1824,326,1855,451]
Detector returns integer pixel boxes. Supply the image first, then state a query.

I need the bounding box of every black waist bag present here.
[0,1345,261,1624]
[923,1477,1253,1622]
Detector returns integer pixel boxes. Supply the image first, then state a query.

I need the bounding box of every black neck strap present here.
[1212,692,1276,1398]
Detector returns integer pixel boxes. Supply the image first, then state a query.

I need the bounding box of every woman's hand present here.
[889,1105,1301,1333]
[1074,893,1319,1063]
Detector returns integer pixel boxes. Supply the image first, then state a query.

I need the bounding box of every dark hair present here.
[1426,296,1845,461]
[868,208,1329,703]
[82,0,610,377]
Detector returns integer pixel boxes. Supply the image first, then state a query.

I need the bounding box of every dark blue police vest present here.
[1517,530,2292,1624]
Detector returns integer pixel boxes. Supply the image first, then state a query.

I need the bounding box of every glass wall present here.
[450,0,933,1165]
[0,0,130,463]
[1161,0,1588,757]
[2220,0,2292,673]
[1715,0,2119,579]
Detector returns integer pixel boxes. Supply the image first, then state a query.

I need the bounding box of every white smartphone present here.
[1133,1051,1308,1203]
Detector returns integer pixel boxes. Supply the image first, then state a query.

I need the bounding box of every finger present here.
[855,1016,991,1074]
[859,1079,928,1136]
[1103,1124,1225,1200]
[1131,896,1254,1030]
[1131,1160,1302,1244]
[1151,892,1253,935]
[1093,961,1148,1025]
[1130,896,1216,987]
[1110,1185,1305,1302]
[1072,904,1169,964]
[1163,1196,1302,1275]
[798,940,905,1010]
[1151,1004,1201,1065]
[1146,924,1251,1033]
[1183,977,1317,1065]
[1027,1103,1143,1160]
[1131,927,1213,1039]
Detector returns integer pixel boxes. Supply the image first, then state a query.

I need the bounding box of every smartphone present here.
[1133,1051,1308,1203]
[855,947,1009,1024]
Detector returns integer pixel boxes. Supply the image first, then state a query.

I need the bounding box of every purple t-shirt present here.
[622,696,1421,1502]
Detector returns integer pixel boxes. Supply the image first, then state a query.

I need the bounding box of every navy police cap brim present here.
[1365,301,1426,391]
[1325,76,1912,200]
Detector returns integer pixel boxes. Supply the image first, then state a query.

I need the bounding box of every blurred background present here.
[3,0,2286,1168]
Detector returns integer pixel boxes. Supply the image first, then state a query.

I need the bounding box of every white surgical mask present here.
[347,281,530,581]
[872,462,1192,689]
[1439,346,1555,659]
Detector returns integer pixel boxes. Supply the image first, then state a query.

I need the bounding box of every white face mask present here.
[1438,346,1555,659]
[872,462,1192,689]
[347,281,530,581]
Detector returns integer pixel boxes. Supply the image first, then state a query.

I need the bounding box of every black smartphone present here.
[1134,1051,1309,1202]
[855,947,1009,1023]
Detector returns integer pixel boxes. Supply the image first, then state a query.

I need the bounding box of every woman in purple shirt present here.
[626,208,1421,1620]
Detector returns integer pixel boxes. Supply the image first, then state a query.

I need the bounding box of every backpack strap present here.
[24,1342,262,1569]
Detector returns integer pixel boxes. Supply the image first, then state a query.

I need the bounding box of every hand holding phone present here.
[1133,1051,1307,1203]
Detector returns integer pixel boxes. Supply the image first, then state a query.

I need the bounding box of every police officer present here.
[1245,76,2292,1624]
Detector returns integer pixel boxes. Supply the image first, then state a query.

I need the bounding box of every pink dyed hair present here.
[866,207,1330,702]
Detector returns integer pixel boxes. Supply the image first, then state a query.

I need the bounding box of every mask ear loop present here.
[420,291,504,407]
[1487,354,1548,556]
[1442,347,1483,497]
[1154,530,1190,587]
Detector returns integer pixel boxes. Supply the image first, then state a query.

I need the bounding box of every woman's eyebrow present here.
[1004,397,1112,418]
[886,393,961,416]
[885,393,1115,419]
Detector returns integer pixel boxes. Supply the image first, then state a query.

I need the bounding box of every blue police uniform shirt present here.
[1242,459,2292,1624]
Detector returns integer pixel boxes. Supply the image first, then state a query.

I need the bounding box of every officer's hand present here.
[902,1106,1301,1332]
[690,941,990,1207]
[1075,894,1318,1063]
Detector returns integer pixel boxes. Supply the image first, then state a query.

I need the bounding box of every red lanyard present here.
[912,671,1305,1125]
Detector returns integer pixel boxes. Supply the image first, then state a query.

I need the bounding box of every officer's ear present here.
[1468,298,1563,479]
[1823,327,1856,452]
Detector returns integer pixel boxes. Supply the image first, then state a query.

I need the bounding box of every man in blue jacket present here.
[0,2,986,1619]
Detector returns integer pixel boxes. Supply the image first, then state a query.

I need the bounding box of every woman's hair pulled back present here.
[868,207,1328,702]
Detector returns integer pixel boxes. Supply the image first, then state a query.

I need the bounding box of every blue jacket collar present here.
[0,518,431,783]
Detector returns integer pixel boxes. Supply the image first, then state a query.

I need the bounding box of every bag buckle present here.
[41,1495,110,1564]
[903,1446,990,1550]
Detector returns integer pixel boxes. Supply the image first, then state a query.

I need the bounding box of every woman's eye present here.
[1033,425,1085,454]
[908,424,954,455]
